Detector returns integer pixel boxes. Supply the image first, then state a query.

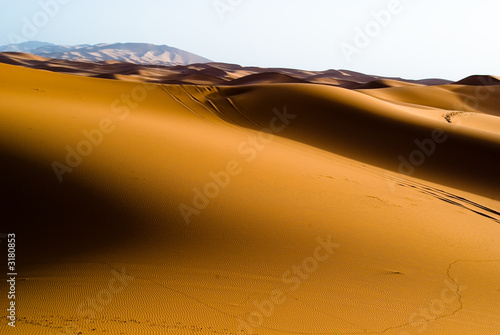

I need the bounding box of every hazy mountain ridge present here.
[0,42,212,66]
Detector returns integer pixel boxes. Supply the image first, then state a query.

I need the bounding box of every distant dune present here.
[0,51,454,87]
[0,53,499,335]
[454,75,500,86]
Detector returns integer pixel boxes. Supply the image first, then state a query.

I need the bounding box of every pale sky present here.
[1,0,498,80]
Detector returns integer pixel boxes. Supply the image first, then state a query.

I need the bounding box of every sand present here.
[0,53,499,334]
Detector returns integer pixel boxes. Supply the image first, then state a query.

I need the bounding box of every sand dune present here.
[225,72,309,85]
[0,56,499,334]
[0,52,452,87]
[454,75,500,86]
[355,79,422,89]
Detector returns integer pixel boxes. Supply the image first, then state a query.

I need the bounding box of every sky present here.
[0,0,498,81]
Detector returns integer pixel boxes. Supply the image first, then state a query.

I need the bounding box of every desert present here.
[0,45,499,334]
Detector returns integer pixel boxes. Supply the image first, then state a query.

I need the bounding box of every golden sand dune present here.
[0,56,499,335]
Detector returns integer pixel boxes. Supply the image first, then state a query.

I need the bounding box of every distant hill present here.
[0,42,212,66]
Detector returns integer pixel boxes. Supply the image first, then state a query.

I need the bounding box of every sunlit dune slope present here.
[0,62,499,335]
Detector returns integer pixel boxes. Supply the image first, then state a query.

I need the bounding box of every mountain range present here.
[0,41,211,66]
